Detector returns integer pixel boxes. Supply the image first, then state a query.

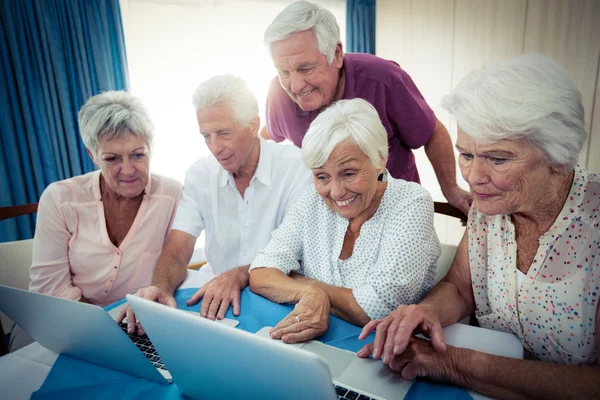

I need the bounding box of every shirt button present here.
[114,265,118,269]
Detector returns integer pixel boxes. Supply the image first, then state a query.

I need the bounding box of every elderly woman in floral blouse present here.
[358,54,599,399]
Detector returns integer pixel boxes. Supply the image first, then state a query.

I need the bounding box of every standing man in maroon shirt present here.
[262,1,471,214]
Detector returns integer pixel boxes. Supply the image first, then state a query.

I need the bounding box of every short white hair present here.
[302,98,388,169]
[191,75,258,126]
[441,53,587,171]
[264,1,340,65]
[78,91,154,157]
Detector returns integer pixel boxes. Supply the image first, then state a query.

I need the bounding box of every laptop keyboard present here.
[334,384,378,400]
[119,322,167,370]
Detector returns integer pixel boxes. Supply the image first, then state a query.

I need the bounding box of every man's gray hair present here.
[441,53,587,171]
[264,1,340,64]
[192,75,258,126]
[78,91,154,157]
[302,98,388,169]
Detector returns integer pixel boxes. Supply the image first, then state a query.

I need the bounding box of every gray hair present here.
[78,91,154,157]
[441,53,587,171]
[191,74,258,126]
[264,1,340,65]
[302,98,389,169]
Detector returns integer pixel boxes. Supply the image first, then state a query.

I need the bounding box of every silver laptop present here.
[0,284,171,384]
[127,294,412,400]
[254,327,410,399]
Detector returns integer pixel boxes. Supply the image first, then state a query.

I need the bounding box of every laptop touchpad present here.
[301,341,356,379]
[338,357,411,399]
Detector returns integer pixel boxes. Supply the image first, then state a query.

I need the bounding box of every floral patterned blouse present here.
[468,165,599,365]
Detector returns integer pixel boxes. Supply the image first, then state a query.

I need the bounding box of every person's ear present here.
[550,163,568,174]
[334,42,344,68]
[248,116,260,138]
[87,148,100,167]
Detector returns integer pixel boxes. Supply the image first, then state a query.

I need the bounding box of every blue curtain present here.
[0,0,129,242]
[346,0,376,54]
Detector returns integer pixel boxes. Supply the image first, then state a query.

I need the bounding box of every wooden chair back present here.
[0,203,38,221]
[433,201,467,222]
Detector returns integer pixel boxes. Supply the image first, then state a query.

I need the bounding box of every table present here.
[0,269,487,400]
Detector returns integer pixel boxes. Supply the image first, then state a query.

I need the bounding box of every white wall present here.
[377,0,600,244]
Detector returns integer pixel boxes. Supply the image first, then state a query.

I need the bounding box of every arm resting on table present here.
[249,267,308,304]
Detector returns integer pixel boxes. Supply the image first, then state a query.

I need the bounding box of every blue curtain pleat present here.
[0,0,130,242]
[346,0,376,55]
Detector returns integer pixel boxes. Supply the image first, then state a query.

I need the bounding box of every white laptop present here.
[0,284,236,384]
[127,294,408,400]
[0,285,173,383]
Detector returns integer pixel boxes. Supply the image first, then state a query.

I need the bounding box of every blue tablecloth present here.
[31,287,472,399]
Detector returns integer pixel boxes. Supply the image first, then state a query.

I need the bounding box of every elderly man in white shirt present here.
[119,75,311,333]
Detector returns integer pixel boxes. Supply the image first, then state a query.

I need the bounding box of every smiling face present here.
[313,141,384,220]
[90,133,150,198]
[196,106,259,175]
[456,128,556,216]
[271,30,343,112]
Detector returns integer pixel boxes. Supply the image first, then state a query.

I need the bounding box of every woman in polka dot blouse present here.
[249,98,441,343]
[357,54,600,398]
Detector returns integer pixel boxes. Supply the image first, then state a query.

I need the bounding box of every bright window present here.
[120,0,346,183]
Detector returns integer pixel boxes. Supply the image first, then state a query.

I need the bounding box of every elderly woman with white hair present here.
[358,54,600,398]
[249,98,441,343]
[10,91,181,351]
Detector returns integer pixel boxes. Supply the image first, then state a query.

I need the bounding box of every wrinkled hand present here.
[186,267,249,320]
[367,336,459,381]
[357,304,446,364]
[270,286,330,344]
[445,186,472,216]
[116,285,176,335]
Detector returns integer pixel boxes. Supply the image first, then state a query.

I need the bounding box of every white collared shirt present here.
[172,138,312,274]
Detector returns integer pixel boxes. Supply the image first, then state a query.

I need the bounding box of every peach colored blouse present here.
[29,170,182,307]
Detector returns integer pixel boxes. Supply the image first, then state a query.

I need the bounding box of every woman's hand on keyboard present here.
[116,285,177,335]
[382,336,461,382]
[356,304,446,364]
